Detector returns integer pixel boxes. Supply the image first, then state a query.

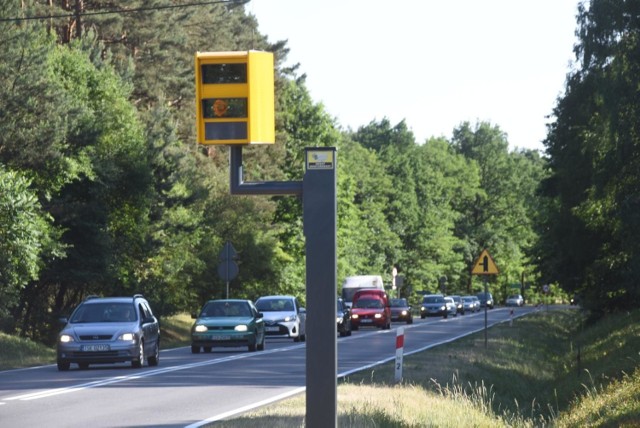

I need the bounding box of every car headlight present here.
[401,310,408,316]
[284,315,297,322]
[59,334,74,343]
[351,314,359,319]
[235,325,248,332]
[118,333,135,341]
[421,306,425,311]
[194,324,208,333]
[336,317,343,324]
[440,306,446,311]
[374,313,382,319]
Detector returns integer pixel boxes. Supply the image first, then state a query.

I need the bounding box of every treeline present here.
[0,0,635,345]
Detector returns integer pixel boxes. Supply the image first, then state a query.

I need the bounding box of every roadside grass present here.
[159,312,193,349]
[0,332,55,370]
[0,313,193,370]
[217,308,640,427]
[2,308,639,426]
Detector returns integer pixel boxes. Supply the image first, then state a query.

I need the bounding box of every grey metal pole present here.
[303,147,338,428]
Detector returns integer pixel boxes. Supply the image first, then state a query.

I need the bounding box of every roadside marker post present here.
[395,327,404,383]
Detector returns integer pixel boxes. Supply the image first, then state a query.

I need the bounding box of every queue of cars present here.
[56,285,520,369]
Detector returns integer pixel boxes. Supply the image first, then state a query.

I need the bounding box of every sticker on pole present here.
[306,150,334,170]
[471,249,499,275]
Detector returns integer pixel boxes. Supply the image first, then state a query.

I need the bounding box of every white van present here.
[341,275,385,308]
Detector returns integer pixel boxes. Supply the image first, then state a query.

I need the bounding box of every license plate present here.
[80,344,110,352]
[265,327,280,332]
[209,335,231,341]
[360,319,372,323]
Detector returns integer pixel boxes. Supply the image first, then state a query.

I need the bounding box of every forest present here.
[0,0,638,345]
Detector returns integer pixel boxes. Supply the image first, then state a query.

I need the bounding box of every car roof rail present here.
[132,294,144,302]
[84,294,100,301]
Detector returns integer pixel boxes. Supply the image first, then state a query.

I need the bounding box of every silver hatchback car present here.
[56,294,160,371]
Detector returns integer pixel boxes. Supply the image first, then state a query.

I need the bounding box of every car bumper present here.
[57,340,139,364]
[263,321,300,338]
[191,331,256,348]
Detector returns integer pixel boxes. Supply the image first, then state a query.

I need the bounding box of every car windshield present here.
[255,298,294,312]
[201,301,251,317]
[354,298,383,309]
[70,302,136,323]
[423,296,444,304]
[462,297,473,302]
[508,295,520,299]
[390,299,407,307]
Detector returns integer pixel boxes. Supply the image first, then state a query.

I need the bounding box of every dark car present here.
[191,299,265,353]
[420,294,447,319]
[389,298,413,324]
[337,297,352,337]
[477,292,494,309]
[449,295,465,315]
[56,294,160,371]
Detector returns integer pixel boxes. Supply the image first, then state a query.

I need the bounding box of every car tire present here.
[78,363,89,370]
[352,325,359,331]
[420,314,426,319]
[132,340,144,368]
[57,361,70,371]
[257,335,265,351]
[148,341,160,366]
[248,342,256,352]
[191,345,200,354]
[407,318,413,324]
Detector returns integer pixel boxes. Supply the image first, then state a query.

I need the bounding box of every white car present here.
[255,295,306,342]
[506,294,524,307]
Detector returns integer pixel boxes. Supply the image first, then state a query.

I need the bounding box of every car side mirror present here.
[191,313,198,319]
[299,307,306,314]
[142,316,155,325]
[256,312,263,319]
[58,317,68,325]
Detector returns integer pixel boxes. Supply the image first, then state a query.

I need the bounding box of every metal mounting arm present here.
[229,146,303,196]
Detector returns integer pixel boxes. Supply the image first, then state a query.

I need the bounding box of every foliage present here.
[539,0,640,311]
[0,0,550,342]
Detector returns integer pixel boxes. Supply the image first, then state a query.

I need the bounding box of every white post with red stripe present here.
[395,327,404,383]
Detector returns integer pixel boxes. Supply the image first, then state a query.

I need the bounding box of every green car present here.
[191,299,265,353]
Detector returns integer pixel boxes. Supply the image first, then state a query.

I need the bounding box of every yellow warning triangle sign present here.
[471,249,499,275]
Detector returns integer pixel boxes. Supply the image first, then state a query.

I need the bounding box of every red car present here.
[350,289,391,330]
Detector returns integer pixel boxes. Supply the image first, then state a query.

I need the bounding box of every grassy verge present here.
[2,309,638,426]
[216,308,640,427]
[0,313,193,370]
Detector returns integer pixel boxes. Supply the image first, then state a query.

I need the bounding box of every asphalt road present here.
[0,305,538,427]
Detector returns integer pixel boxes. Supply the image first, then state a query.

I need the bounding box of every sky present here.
[245,0,580,152]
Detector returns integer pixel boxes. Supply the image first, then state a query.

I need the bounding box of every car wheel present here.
[407,318,413,324]
[420,314,426,319]
[78,363,89,370]
[257,335,265,351]
[352,325,359,331]
[191,345,200,354]
[203,346,212,353]
[132,340,144,368]
[57,361,70,371]
[248,342,256,352]
[148,341,160,366]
